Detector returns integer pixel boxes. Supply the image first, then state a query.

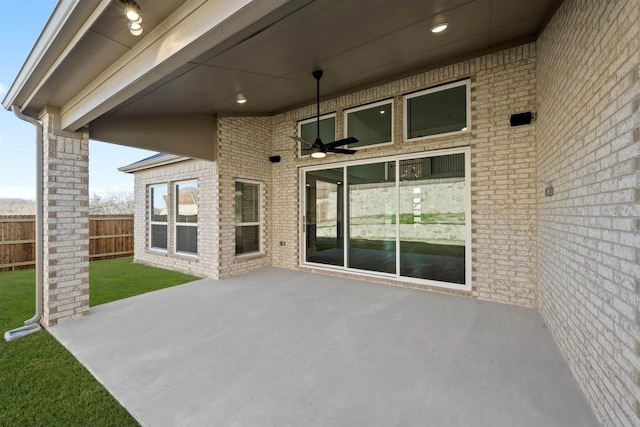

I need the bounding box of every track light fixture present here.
[121,0,143,36]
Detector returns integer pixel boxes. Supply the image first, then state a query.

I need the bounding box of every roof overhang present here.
[3,0,111,115]
[3,0,562,159]
[118,152,192,173]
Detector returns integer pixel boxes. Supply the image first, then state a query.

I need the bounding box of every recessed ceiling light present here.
[431,23,449,33]
[125,2,140,22]
[236,96,247,104]
[128,22,143,36]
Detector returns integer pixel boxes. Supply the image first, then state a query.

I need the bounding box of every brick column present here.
[40,108,90,327]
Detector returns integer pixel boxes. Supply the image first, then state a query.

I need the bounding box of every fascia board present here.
[2,0,110,113]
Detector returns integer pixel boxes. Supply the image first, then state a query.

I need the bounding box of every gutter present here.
[4,106,44,341]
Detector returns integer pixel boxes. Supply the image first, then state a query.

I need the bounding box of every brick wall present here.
[217,116,273,279]
[132,159,217,278]
[271,44,538,306]
[537,1,640,425]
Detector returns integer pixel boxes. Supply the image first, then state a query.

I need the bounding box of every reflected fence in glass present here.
[347,161,396,274]
[303,151,467,287]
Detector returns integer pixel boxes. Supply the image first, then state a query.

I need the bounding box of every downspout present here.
[4,106,44,341]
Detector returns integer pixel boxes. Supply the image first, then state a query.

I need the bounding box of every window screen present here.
[235,181,262,255]
[149,185,168,250]
[175,181,198,255]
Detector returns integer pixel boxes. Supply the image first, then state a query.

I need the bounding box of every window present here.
[298,113,336,157]
[344,99,393,150]
[149,185,168,250]
[235,180,262,255]
[175,181,198,255]
[404,79,470,141]
[302,148,470,290]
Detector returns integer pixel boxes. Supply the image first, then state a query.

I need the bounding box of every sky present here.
[0,0,155,200]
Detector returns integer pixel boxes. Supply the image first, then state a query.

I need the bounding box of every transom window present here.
[344,99,393,150]
[298,113,336,157]
[404,79,470,141]
[235,180,262,256]
[175,181,198,255]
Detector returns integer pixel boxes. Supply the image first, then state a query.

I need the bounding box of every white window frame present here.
[299,146,471,292]
[403,79,471,142]
[235,179,264,257]
[297,113,337,157]
[343,98,394,151]
[148,184,168,252]
[174,180,198,257]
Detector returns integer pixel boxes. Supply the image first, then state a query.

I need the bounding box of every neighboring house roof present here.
[118,153,192,174]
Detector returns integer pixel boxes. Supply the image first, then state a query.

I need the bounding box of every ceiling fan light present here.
[311,149,326,159]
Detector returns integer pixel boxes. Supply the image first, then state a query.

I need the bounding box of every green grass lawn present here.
[0,257,199,427]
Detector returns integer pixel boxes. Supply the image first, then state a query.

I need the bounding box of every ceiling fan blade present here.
[325,136,358,148]
[329,148,357,155]
[291,136,313,147]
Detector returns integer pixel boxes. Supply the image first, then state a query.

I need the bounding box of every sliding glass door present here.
[305,168,344,266]
[347,162,396,274]
[302,148,469,289]
[398,154,466,284]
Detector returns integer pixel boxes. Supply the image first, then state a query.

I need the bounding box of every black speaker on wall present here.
[269,155,281,163]
[510,111,533,127]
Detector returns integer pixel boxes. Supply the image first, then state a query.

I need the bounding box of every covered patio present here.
[3,0,638,425]
[51,268,598,426]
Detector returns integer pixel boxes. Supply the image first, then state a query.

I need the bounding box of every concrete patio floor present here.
[50,268,599,427]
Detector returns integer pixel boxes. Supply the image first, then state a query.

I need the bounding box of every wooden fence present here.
[0,215,134,272]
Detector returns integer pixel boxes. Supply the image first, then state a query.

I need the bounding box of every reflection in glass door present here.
[305,168,344,266]
[398,155,466,284]
[347,162,396,274]
[302,150,469,289]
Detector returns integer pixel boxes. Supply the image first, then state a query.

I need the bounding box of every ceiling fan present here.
[292,70,358,158]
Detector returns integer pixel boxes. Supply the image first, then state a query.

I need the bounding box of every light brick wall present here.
[537,1,640,425]
[217,116,273,279]
[132,159,217,278]
[271,44,538,306]
[41,110,90,326]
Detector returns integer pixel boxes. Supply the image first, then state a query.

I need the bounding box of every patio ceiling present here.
[107,0,559,118]
[4,0,560,156]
